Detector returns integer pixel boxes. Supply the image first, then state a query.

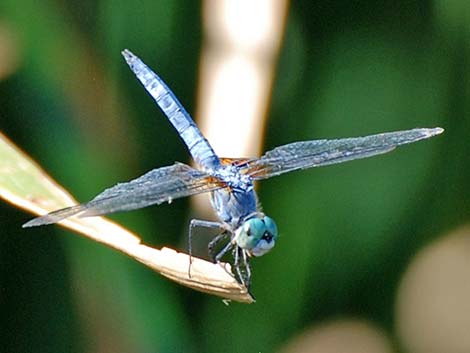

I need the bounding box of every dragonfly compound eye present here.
[235,216,278,257]
[262,216,278,242]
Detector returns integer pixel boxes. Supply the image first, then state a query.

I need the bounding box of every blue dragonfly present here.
[23,49,443,287]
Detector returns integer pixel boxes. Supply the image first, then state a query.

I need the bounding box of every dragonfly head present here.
[235,216,278,257]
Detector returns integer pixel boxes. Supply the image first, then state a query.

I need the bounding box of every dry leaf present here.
[0,132,254,303]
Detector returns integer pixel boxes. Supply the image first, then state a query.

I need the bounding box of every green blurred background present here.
[0,1,468,352]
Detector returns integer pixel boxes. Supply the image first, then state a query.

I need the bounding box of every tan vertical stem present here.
[193,0,289,216]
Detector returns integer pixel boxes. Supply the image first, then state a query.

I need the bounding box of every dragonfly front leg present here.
[208,231,231,262]
[188,219,225,277]
[214,239,234,263]
[189,219,224,255]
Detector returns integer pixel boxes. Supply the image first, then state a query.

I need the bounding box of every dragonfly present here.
[23,49,444,287]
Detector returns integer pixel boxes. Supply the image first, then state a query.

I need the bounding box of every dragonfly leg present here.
[188,219,224,278]
[233,247,251,288]
[242,249,251,289]
[208,231,231,262]
[233,246,241,279]
[214,239,234,262]
[209,240,236,280]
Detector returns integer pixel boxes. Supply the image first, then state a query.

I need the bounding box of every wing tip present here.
[22,216,54,228]
[22,204,86,229]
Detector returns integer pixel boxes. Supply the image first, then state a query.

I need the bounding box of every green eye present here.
[246,218,264,237]
[235,216,278,257]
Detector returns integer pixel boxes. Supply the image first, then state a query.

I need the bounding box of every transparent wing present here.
[242,127,443,180]
[23,163,226,227]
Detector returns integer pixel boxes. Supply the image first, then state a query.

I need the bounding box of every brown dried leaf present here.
[0,132,253,303]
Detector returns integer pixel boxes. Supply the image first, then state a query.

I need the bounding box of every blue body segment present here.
[211,187,258,227]
[122,50,221,171]
[22,49,444,288]
[210,162,258,226]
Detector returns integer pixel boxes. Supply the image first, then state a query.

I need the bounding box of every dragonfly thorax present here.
[212,164,253,192]
[210,164,258,226]
[234,216,278,257]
